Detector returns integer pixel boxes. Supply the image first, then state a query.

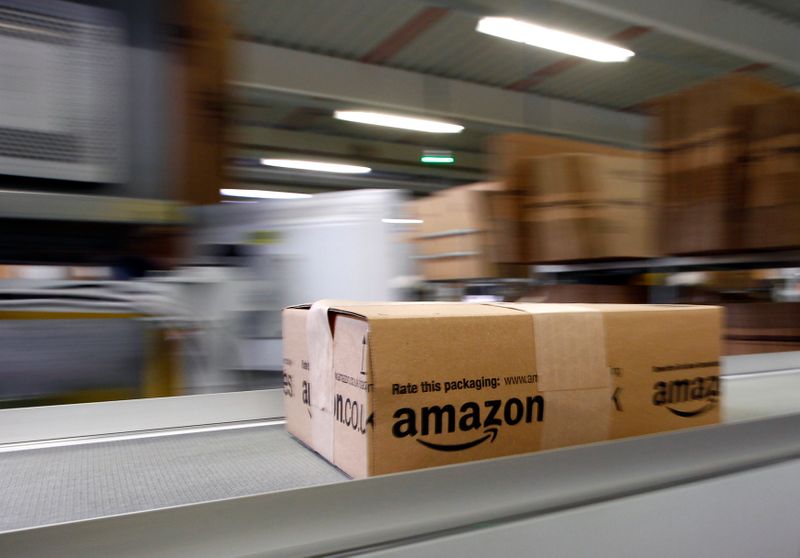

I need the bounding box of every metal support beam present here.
[360,7,450,64]
[546,0,800,75]
[231,41,646,148]
[3,412,800,556]
[507,25,651,91]
[230,125,486,178]
[228,166,460,195]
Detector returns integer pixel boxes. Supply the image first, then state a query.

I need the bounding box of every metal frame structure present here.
[231,41,647,149]
[0,352,798,554]
[0,190,184,225]
[0,389,282,446]
[547,0,800,74]
[1,408,799,556]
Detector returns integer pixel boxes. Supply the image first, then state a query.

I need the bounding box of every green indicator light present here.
[420,155,455,164]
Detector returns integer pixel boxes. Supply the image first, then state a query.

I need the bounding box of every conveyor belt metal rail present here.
[1,355,799,557]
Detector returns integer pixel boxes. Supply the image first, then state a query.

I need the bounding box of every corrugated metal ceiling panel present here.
[726,0,800,24]
[230,0,423,59]
[498,29,769,109]
[371,3,643,89]
[230,0,799,111]
[390,10,567,88]
[532,57,712,109]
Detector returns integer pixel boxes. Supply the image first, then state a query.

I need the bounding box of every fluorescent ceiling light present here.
[382,218,423,224]
[220,188,312,199]
[260,158,371,174]
[334,111,464,134]
[476,17,634,62]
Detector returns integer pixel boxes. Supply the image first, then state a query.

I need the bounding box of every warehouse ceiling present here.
[729,0,800,24]
[225,0,800,194]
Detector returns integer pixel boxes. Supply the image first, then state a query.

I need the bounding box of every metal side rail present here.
[0,412,799,557]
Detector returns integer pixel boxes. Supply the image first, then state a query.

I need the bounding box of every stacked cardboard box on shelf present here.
[743,94,800,249]
[653,75,787,254]
[409,183,523,280]
[284,301,722,478]
[487,133,646,263]
[522,154,657,262]
[488,133,642,186]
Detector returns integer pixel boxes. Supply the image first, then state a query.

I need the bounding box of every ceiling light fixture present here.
[260,158,371,174]
[220,189,312,199]
[476,17,634,62]
[334,110,464,134]
[382,218,423,224]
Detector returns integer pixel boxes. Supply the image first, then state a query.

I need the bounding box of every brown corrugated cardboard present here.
[742,95,800,250]
[525,203,655,262]
[285,301,722,478]
[653,76,789,254]
[488,133,644,191]
[746,93,800,142]
[660,135,745,254]
[410,184,525,279]
[523,155,656,262]
[745,204,800,249]
[487,192,524,263]
[526,154,656,203]
[282,308,313,447]
[652,74,786,146]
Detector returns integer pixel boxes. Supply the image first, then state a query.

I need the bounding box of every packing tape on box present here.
[488,303,611,448]
[307,299,342,462]
[307,300,422,460]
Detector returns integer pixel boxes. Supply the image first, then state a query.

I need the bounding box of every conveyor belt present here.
[3,371,800,534]
[0,423,346,532]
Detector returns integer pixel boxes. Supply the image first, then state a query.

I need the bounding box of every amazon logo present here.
[391,396,545,452]
[652,376,720,417]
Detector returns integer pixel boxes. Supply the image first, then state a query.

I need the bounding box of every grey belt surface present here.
[4,372,799,534]
[0,424,347,532]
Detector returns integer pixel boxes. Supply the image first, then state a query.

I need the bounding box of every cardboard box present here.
[487,192,524,263]
[747,153,800,207]
[525,203,655,262]
[411,190,496,280]
[523,155,657,262]
[660,135,746,254]
[410,184,525,279]
[742,95,800,250]
[285,301,722,478]
[282,308,313,447]
[745,204,800,250]
[488,133,644,191]
[747,93,800,142]
[525,154,656,203]
[652,74,786,146]
[652,76,788,254]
